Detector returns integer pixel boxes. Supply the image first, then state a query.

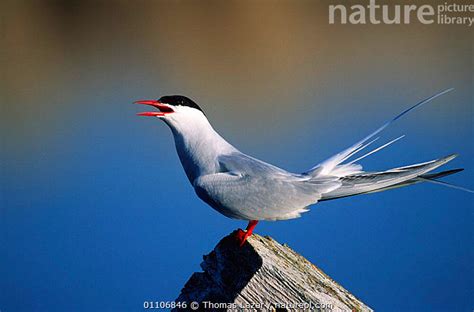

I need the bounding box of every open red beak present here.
[135,100,174,117]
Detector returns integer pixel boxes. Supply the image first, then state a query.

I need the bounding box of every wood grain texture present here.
[174,232,372,311]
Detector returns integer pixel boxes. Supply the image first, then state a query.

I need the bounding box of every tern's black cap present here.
[158,95,203,112]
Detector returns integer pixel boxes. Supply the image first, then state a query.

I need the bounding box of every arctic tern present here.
[136,89,469,246]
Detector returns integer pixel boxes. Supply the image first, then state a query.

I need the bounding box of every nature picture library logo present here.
[329,0,474,26]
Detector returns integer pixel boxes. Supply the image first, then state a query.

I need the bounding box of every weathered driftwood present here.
[174,232,372,311]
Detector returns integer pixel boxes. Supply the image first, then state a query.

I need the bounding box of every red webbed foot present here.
[234,220,258,247]
[235,228,247,244]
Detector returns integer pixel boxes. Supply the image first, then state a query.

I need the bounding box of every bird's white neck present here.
[163,110,237,183]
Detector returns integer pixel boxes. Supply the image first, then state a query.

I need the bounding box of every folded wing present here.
[320,154,458,200]
[193,153,340,221]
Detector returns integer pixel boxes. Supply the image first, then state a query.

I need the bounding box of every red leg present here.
[235,220,258,246]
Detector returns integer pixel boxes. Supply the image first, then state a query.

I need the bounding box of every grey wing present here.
[193,153,340,221]
[320,154,457,200]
